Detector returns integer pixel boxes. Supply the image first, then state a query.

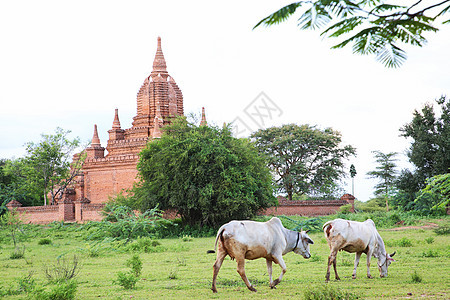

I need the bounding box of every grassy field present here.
[0,217,449,299]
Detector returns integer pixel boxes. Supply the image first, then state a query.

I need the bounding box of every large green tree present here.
[251,124,356,200]
[135,117,275,227]
[23,127,82,205]
[366,150,398,211]
[394,96,450,211]
[254,0,450,67]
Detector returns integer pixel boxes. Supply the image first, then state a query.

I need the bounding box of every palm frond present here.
[254,2,302,29]
[376,43,407,68]
[321,16,363,38]
[370,4,406,15]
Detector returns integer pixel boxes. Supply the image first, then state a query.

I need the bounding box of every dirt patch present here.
[386,223,439,231]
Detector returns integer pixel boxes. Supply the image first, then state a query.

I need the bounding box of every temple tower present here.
[78,37,184,204]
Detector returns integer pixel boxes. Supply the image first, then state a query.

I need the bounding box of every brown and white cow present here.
[209,217,314,293]
[323,218,395,282]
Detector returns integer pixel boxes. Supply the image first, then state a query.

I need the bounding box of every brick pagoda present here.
[74,37,184,204]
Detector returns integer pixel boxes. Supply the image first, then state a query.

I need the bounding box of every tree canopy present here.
[367,151,398,197]
[254,0,450,67]
[134,117,276,227]
[251,124,356,200]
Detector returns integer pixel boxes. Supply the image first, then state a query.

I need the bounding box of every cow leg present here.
[270,256,287,288]
[236,257,256,292]
[366,254,373,279]
[326,249,339,282]
[211,250,227,293]
[352,252,362,279]
[266,259,274,288]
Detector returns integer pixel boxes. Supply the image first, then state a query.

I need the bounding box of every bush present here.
[44,255,81,283]
[434,224,450,235]
[38,238,52,245]
[33,280,77,300]
[114,271,139,290]
[303,284,359,300]
[425,237,434,244]
[10,246,26,259]
[339,204,353,214]
[126,254,142,277]
[411,271,422,283]
[125,237,164,253]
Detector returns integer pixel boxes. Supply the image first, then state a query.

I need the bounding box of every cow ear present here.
[307,238,314,244]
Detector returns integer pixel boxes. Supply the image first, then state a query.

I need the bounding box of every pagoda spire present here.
[112,108,121,129]
[200,107,207,126]
[91,124,101,147]
[152,36,168,75]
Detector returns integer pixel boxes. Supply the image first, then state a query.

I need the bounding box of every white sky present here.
[1,1,449,201]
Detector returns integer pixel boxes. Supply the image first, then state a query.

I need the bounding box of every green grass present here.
[0,217,448,299]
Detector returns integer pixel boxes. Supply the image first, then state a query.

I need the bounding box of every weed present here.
[176,257,187,266]
[10,245,26,259]
[387,237,413,247]
[422,249,440,257]
[340,258,353,267]
[125,237,164,253]
[168,269,178,279]
[424,237,434,244]
[17,271,36,293]
[303,284,359,300]
[33,279,78,300]
[411,271,422,283]
[126,254,142,277]
[181,235,193,242]
[114,271,139,289]
[38,238,52,245]
[310,254,322,262]
[44,255,81,283]
[434,224,450,235]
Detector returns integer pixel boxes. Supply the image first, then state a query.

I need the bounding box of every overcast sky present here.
[1,1,449,201]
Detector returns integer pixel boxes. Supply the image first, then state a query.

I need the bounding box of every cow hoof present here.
[211,288,218,293]
[367,275,373,279]
[249,286,257,292]
[352,275,357,279]
[335,277,341,281]
[270,285,277,289]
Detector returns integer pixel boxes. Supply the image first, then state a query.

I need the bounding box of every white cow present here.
[209,217,314,293]
[323,218,396,282]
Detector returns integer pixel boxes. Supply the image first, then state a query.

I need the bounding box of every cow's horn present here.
[390,251,396,257]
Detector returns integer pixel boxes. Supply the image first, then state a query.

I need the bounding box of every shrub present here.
[114,271,139,290]
[10,246,26,259]
[38,238,52,245]
[422,249,440,257]
[424,237,434,244]
[126,254,142,277]
[17,271,36,294]
[339,204,353,214]
[125,237,164,253]
[303,284,359,300]
[33,280,77,300]
[181,235,193,242]
[411,271,422,283]
[44,255,81,283]
[397,237,413,247]
[434,224,450,235]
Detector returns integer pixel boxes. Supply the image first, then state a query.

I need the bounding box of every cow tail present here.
[206,226,226,254]
[323,221,333,238]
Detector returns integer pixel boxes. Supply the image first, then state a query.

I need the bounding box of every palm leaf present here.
[254,2,302,29]
[376,43,407,68]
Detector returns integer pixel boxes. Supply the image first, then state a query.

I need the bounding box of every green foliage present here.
[411,271,423,283]
[366,151,398,199]
[278,215,323,232]
[10,245,26,259]
[126,254,143,277]
[434,224,450,235]
[114,255,142,289]
[22,127,83,205]
[181,235,193,242]
[114,271,139,289]
[136,117,276,227]
[33,280,78,300]
[414,173,450,215]
[424,237,434,244]
[124,237,164,253]
[355,198,387,213]
[44,255,81,283]
[397,97,450,197]
[255,1,450,67]
[422,249,440,258]
[251,124,355,200]
[339,204,353,214]
[303,284,359,300]
[38,238,52,245]
[85,205,171,241]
